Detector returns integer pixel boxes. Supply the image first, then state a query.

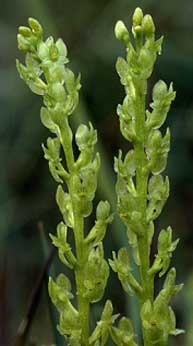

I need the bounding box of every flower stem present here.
[134,80,154,345]
[60,119,89,345]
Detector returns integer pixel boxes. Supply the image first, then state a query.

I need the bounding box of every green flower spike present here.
[112,7,183,346]
[17,17,112,346]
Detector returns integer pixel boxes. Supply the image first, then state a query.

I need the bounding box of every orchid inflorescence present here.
[17,7,183,346]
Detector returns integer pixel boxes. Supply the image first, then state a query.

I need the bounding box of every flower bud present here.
[142,14,155,37]
[75,124,89,149]
[96,201,110,220]
[18,26,32,37]
[153,80,168,100]
[114,20,130,44]
[28,17,43,36]
[133,7,143,26]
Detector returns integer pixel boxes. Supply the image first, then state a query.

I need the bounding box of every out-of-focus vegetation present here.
[1,0,193,345]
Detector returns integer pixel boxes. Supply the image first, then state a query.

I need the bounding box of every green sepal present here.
[16,59,46,95]
[126,228,140,265]
[109,248,142,296]
[146,81,176,129]
[155,268,183,305]
[57,310,80,341]
[149,227,179,277]
[74,153,100,216]
[117,95,136,142]
[110,317,138,346]
[114,150,136,178]
[17,31,39,53]
[83,243,109,303]
[114,21,130,46]
[42,136,69,183]
[42,136,60,163]
[116,176,143,237]
[38,37,68,66]
[50,222,77,268]
[157,227,179,277]
[28,17,43,37]
[40,107,59,133]
[114,150,136,196]
[48,274,74,311]
[49,274,81,340]
[48,161,63,183]
[75,122,97,169]
[85,201,113,246]
[141,298,182,344]
[146,128,170,174]
[116,57,130,86]
[65,68,81,94]
[89,300,119,346]
[25,53,41,76]
[75,122,97,151]
[56,185,74,227]
[147,175,169,221]
[45,81,77,123]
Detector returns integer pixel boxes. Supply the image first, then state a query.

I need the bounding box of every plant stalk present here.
[60,119,89,345]
[134,81,154,346]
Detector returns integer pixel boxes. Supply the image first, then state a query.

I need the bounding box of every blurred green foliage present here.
[1,0,193,345]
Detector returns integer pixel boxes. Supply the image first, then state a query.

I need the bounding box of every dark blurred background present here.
[1,0,193,345]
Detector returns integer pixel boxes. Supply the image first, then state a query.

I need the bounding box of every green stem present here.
[134,81,154,345]
[72,199,90,345]
[60,118,89,345]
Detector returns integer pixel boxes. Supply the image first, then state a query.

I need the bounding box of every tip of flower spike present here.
[133,7,143,26]
[114,20,130,44]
